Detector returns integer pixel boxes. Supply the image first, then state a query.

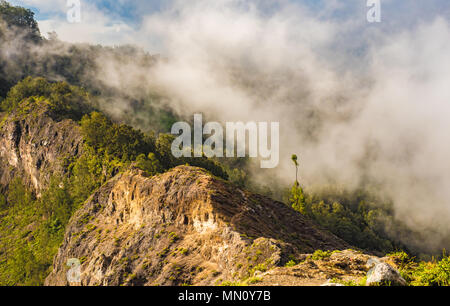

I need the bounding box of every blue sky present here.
[7,0,450,49]
[11,0,450,26]
[10,0,167,24]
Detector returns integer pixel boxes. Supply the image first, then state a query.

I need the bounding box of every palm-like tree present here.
[290,154,306,214]
[291,154,299,185]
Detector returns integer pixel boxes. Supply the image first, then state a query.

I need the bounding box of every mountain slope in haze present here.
[45,166,349,286]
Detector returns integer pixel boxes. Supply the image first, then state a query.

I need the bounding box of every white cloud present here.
[35,2,136,46]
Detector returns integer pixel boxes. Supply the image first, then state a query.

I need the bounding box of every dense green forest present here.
[0,1,449,286]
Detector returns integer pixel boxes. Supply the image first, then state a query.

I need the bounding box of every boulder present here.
[366,260,407,286]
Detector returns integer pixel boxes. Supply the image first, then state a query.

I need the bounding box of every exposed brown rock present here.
[45,166,350,286]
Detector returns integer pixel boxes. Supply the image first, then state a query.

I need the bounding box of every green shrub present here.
[249,263,267,276]
[408,254,450,286]
[285,260,296,267]
[310,250,332,260]
[387,251,413,269]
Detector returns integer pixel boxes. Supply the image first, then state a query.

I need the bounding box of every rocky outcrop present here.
[251,250,406,286]
[0,106,83,195]
[45,166,349,286]
[257,249,371,286]
[366,259,407,286]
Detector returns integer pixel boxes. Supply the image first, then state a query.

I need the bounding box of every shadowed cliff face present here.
[45,166,349,286]
[0,105,83,196]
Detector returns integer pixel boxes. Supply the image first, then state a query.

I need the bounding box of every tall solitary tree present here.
[290,154,306,214]
[291,154,299,184]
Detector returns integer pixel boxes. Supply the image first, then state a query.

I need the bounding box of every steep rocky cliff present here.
[0,104,83,195]
[45,166,349,286]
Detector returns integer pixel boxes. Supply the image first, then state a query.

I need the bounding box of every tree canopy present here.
[0,0,40,42]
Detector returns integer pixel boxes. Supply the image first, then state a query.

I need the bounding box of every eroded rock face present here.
[45,166,349,286]
[0,108,83,195]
